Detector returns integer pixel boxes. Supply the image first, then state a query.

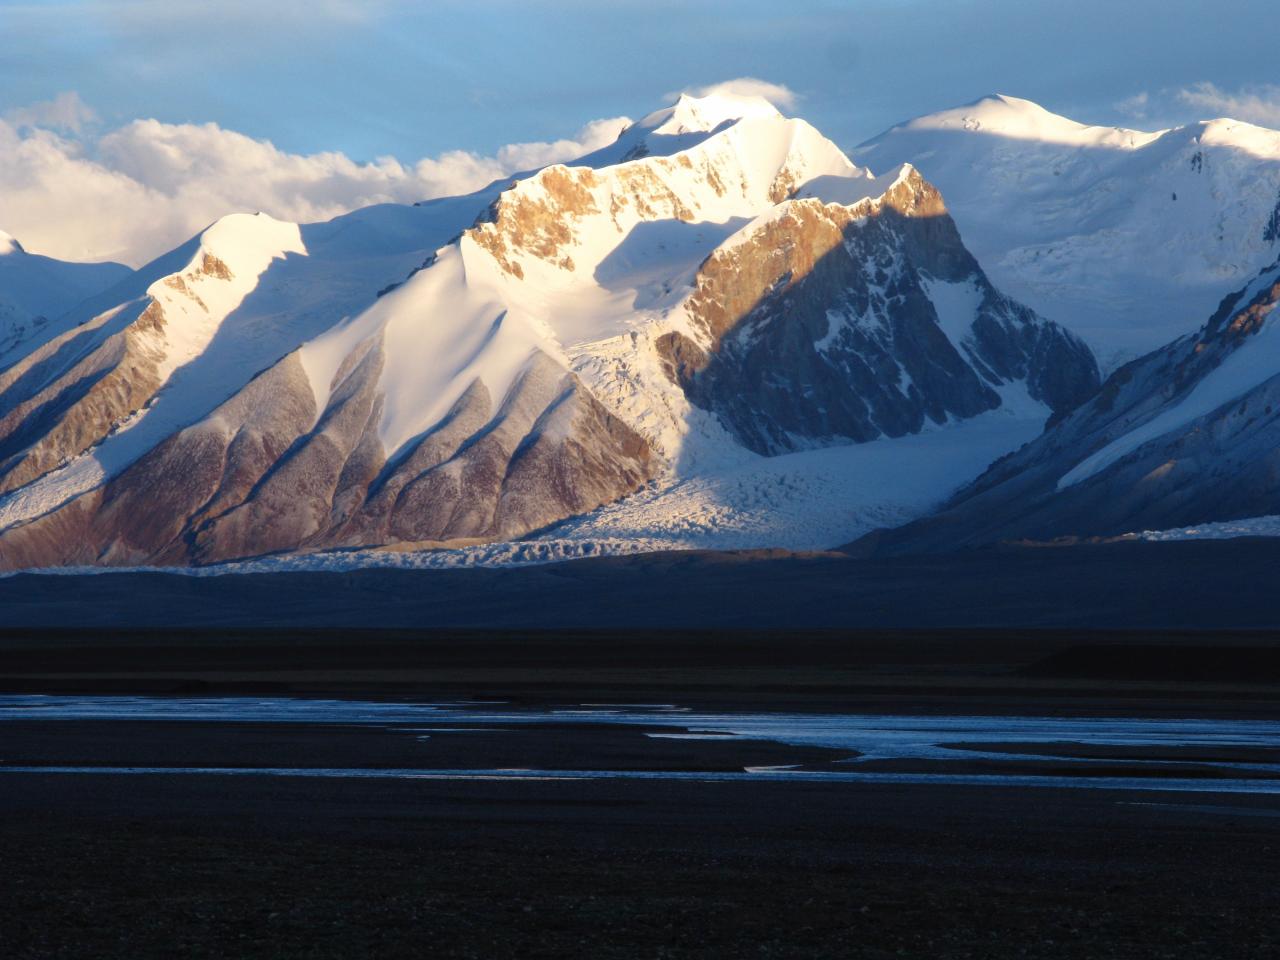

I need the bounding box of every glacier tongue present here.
[539,403,1048,554]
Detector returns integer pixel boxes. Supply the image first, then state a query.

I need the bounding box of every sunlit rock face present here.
[661,168,1097,454]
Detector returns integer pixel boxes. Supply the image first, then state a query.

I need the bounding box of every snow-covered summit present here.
[576,92,795,167]
[856,95,1280,368]
[876,93,1162,149]
[1190,116,1280,159]
[0,230,24,257]
[137,212,306,382]
[639,92,784,136]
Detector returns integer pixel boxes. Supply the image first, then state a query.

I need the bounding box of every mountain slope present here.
[0,94,1096,569]
[0,230,132,362]
[855,94,1280,369]
[856,256,1280,554]
[0,198,498,532]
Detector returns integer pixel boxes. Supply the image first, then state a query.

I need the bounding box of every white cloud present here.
[1177,82,1280,128]
[668,78,799,111]
[493,117,633,170]
[1113,91,1150,120]
[3,91,98,134]
[0,103,630,267]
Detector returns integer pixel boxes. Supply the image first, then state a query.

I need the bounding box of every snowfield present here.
[544,403,1046,551]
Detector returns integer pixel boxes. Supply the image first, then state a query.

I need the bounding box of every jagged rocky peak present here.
[655,164,1099,455]
[0,186,665,567]
[468,105,861,286]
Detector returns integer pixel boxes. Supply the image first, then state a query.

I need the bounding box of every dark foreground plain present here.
[3,632,1280,957]
[4,760,1280,959]
[3,537,1280,958]
[2,704,1280,960]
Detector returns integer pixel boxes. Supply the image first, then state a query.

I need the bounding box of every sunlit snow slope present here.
[856,94,1280,370]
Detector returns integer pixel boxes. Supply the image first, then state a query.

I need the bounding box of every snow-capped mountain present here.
[856,94,1280,370]
[0,230,131,361]
[0,92,1096,569]
[857,255,1280,554]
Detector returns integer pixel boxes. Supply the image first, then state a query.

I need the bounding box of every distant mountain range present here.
[2,91,1279,571]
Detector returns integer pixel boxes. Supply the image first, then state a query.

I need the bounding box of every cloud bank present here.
[1112,91,1150,121]
[3,91,99,135]
[1177,83,1280,128]
[0,97,630,267]
[1113,83,1280,130]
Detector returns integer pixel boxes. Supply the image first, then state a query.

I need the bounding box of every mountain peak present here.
[573,90,797,169]
[639,92,783,137]
[1192,116,1280,156]
[902,94,1101,140]
[861,93,1163,153]
[973,93,1049,111]
[192,211,305,272]
[0,229,25,256]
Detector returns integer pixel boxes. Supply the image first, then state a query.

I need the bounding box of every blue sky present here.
[2,0,1278,159]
